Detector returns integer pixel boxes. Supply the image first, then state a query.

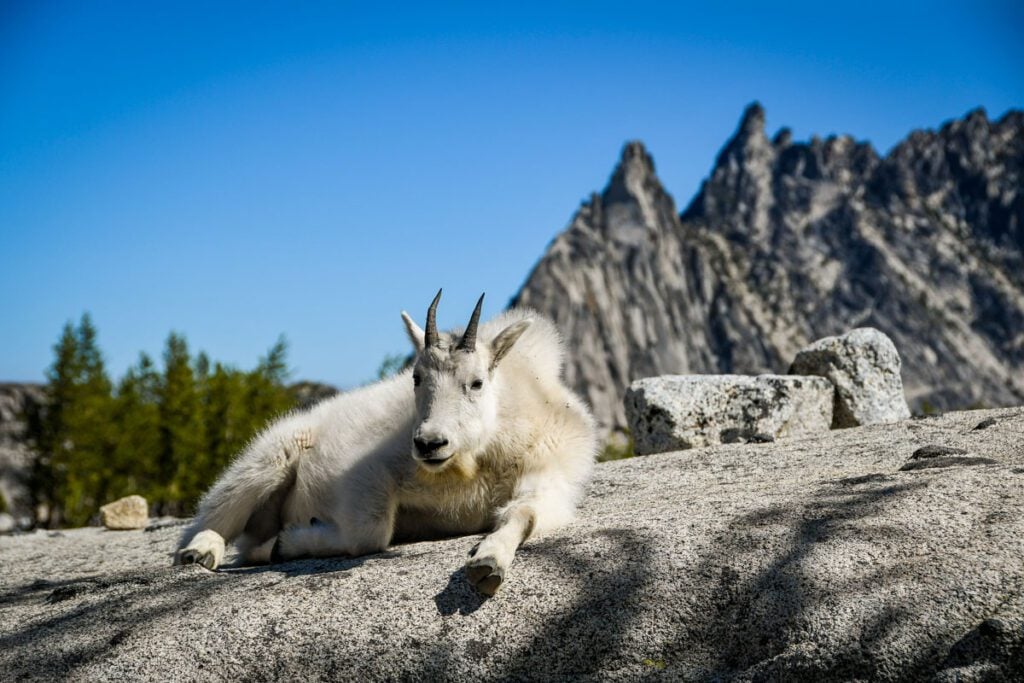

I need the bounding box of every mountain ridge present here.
[512,104,1024,431]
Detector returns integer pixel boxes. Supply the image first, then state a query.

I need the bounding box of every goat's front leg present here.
[466,503,534,595]
[466,473,576,596]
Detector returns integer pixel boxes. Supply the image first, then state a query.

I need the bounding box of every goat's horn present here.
[425,288,442,348]
[457,293,485,351]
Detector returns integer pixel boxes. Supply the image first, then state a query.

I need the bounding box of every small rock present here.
[789,328,911,428]
[972,418,997,431]
[99,495,149,530]
[624,374,833,455]
[747,433,776,444]
[0,512,15,534]
[900,456,998,471]
[720,429,776,444]
[911,444,969,460]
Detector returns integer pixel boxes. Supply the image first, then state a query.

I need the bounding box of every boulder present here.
[790,328,912,428]
[0,512,14,534]
[98,495,149,530]
[1,408,1022,680]
[624,374,833,454]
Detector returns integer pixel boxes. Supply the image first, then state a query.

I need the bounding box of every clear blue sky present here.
[2,2,1021,389]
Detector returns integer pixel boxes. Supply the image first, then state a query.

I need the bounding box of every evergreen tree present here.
[200,339,295,495]
[192,350,212,502]
[246,336,292,428]
[30,321,80,524]
[376,353,407,380]
[158,333,204,513]
[34,315,116,526]
[65,314,115,520]
[29,318,297,526]
[110,353,162,501]
[203,362,250,486]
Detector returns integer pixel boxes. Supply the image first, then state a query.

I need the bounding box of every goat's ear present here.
[490,319,531,370]
[401,311,425,352]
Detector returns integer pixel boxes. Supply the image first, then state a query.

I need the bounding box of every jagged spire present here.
[738,101,766,136]
[603,140,661,207]
[965,106,988,123]
[682,102,775,223]
[620,140,654,166]
[772,127,793,148]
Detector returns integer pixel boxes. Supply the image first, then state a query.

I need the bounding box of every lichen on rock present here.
[624,374,833,454]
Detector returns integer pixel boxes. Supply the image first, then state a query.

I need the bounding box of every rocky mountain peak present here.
[513,105,1024,431]
[685,101,776,236]
[593,141,677,246]
[963,106,989,127]
[614,140,656,176]
[718,101,771,161]
[602,140,659,202]
[738,100,767,135]
[772,127,793,148]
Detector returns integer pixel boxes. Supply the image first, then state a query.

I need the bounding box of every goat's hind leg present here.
[177,529,227,570]
[176,432,301,570]
[233,479,293,565]
[272,494,396,563]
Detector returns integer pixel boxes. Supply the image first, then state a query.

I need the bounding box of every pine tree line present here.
[28,314,295,527]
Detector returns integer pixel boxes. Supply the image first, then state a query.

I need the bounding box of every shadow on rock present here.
[661,477,936,680]
[222,549,397,578]
[936,614,1024,679]
[434,570,486,616]
[0,546,410,680]
[0,566,230,679]
[498,527,655,679]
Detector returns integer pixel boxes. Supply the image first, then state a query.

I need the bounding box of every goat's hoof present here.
[465,556,505,596]
[177,548,216,571]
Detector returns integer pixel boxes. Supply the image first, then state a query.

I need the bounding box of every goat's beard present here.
[413,450,479,480]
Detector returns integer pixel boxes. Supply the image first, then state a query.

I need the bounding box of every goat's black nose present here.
[414,437,449,456]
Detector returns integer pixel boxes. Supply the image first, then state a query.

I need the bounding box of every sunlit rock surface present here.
[2,408,1022,681]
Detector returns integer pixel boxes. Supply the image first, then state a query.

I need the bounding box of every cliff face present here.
[0,383,45,519]
[512,105,1024,430]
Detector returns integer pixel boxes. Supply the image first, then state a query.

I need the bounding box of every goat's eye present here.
[413,374,421,387]
[470,379,484,391]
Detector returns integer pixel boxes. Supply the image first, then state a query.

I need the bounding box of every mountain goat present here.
[175,291,597,594]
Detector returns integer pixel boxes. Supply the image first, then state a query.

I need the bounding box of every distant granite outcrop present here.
[512,104,1024,430]
[0,383,45,521]
[288,380,339,410]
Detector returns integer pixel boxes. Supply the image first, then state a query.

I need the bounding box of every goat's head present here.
[400,289,531,472]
